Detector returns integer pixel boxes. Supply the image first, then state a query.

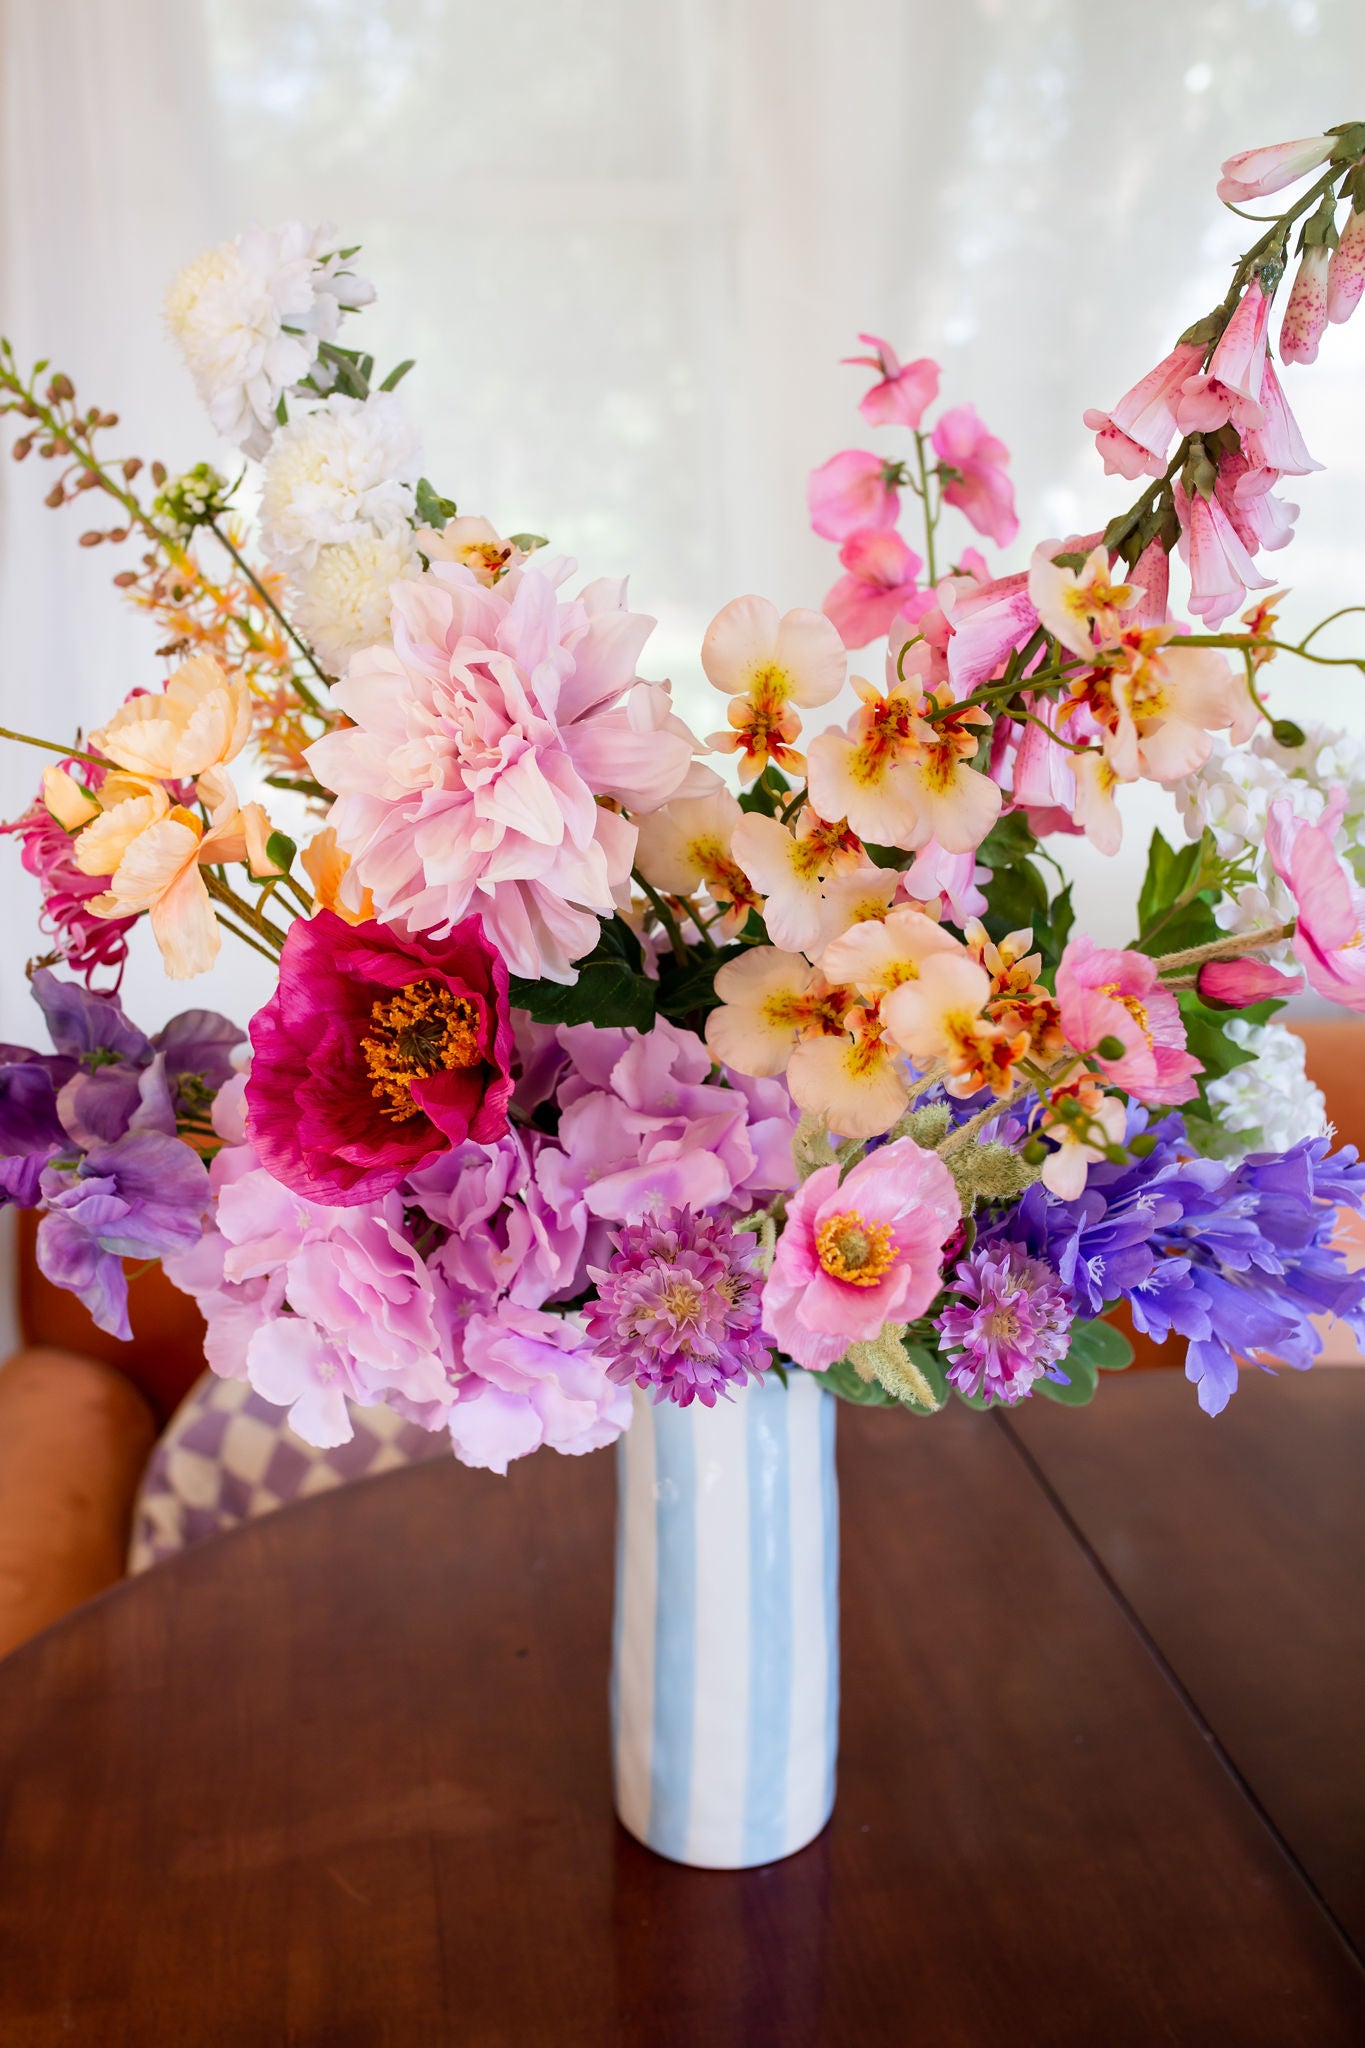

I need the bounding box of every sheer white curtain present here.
[3,0,1365,1036]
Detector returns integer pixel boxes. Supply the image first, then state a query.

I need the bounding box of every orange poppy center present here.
[362,979,482,1121]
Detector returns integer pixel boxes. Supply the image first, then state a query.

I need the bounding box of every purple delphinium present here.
[936,1241,1073,1406]
[999,1108,1365,1417]
[584,1207,769,1407]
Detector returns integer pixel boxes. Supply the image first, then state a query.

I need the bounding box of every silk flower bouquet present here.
[5,129,1365,1868]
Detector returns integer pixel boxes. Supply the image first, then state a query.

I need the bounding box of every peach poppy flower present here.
[819,901,964,1002]
[89,653,252,781]
[730,810,864,956]
[301,825,375,924]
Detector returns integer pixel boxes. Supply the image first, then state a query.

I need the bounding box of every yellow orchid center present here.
[815,1209,897,1287]
[362,979,482,1121]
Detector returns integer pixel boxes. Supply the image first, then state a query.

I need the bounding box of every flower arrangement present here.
[5,125,1365,1469]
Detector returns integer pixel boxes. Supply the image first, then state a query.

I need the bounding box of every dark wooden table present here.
[1,1370,1362,2046]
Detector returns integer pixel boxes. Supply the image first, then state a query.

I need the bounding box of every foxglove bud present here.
[1328,208,1365,324]
[1281,245,1331,365]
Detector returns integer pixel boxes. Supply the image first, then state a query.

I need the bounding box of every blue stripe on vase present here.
[820,1385,840,1816]
[647,1399,698,1861]
[742,1374,793,1864]
[609,1433,627,1763]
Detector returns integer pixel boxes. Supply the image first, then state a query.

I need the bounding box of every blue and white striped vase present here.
[610,1367,839,1869]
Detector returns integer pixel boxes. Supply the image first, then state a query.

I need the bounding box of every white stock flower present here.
[165,223,375,458]
[1205,1020,1327,1158]
[290,526,420,677]
[258,392,421,570]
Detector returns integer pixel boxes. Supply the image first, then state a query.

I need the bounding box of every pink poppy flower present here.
[807,449,901,541]
[842,334,941,428]
[1174,481,1272,629]
[822,528,924,648]
[1266,793,1365,1010]
[1328,207,1365,325]
[931,405,1018,546]
[1197,957,1302,1007]
[246,909,514,1207]
[1217,133,1335,204]
[1056,935,1201,1105]
[1083,341,1205,481]
[1281,244,1331,366]
[1175,282,1271,434]
[760,1138,960,1370]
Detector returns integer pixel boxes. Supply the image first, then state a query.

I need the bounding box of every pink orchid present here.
[1281,244,1331,366]
[1241,358,1322,477]
[1217,133,1335,204]
[1197,956,1302,1007]
[842,335,940,428]
[931,405,1019,547]
[1056,935,1201,1105]
[1174,481,1272,629]
[1176,282,1271,434]
[808,450,900,541]
[1083,342,1205,481]
[1328,208,1365,325]
[1266,793,1365,1010]
[822,528,924,648]
[760,1139,960,1370]
[1214,448,1299,557]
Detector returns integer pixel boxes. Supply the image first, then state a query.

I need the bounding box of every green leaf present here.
[976,811,1039,870]
[414,477,458,529]
[1065,1316,1134,1374]
[982,857,1048,945]
[1038,1349,1100,1406]
[507,531,548,552]
[738,764,791,818]
[863,841,914,872]
[819,1356,898,1407]
[508,959,656,1032]
[379,358,416,392]
[264,830,296,874]
[1049,881,1075,959]
[1177,990,1284,1113]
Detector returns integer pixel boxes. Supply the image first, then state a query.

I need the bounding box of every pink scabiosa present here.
[760,1138,961,1371]
[584,1208,768,1407]
[936,1244,1073,1405]
[246,908,514,1206]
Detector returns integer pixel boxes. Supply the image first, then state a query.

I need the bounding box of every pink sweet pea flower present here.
[822,528,924,648]
[1197,957,1302,1007]
[842,335,940,428]
[1083,342,1205,481]
[760,1138,960,1370]
[1174,481,1272,629]
[1242,358,1322,476]
[1176,282,1271,434]
[1217,134,1335,205]
[931,405,1018,547]
[1266,793,1365,1009]
[808,450,901,541]
[1056,934,1202,1106]
[1281,244,1331,365]
[1328,208,1365,324]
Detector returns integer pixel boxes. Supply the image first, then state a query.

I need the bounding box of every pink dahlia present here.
[246,908,514,1206]
[760,1138,961,1371]
[306,561,700,982]
[1056,934,1201,1106]
[585,1207,768,1407]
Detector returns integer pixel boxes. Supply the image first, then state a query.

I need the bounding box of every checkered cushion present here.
[128,1374,447,1574]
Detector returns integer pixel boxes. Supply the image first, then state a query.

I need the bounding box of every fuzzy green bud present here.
[1097,1035,1127,1061]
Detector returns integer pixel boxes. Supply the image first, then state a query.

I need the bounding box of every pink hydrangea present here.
[760,1138,961,1370]
[445,1303,630,1475]
[406,1127,585,1307]
[306,560,702,982]
[538,1017,797,1262]
[1056,935,1201,1106]
[931,405,1018,547]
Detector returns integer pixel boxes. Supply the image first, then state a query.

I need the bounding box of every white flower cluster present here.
[1174,721,1365,953]
[257,390,423,674]
[165,222,374,459]
[1205,1019,1328,1157]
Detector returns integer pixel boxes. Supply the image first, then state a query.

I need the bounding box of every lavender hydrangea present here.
[936,1242,1074,1406]
[584,1207,769,1407]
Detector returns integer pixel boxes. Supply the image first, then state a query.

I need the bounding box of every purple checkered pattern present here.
[128,1374,447,1574]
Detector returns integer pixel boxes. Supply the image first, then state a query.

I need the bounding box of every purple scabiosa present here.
[584,1208,769,1407]
[936,1242,1074,1406]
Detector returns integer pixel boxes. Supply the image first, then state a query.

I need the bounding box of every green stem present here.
[0,725,110,774]
[913,429,939,584]
[207,518,329,706]
[632,869,692,964]
[202,871,289,950]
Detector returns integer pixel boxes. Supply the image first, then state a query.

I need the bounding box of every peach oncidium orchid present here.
[729,808,866,956]
[632,788,763,939]
[701,595,846,780]
[704,946,850,1079]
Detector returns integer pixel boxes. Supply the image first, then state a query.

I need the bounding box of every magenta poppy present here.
[246,910,514,1205]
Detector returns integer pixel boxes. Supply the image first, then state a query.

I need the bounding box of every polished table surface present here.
[1,1369,1363,2046]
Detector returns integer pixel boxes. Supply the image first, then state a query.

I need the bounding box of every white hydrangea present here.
[258,393,421,571]
[1205,1019,1328,1156]
[165,223,375,459]
[290,526,420,677]
[1174,721,1365,955]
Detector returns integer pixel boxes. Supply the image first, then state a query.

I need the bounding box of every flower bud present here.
[1128,1132,1158,1158]
[1021,1136,1049,1166]
[1096,1034,1127,1061]
[1271,718,1306,748]
[1197,956,1301,1007]
[1281,244,1331,366]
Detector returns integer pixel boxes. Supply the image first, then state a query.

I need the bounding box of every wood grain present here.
[0,1387,1361,2045]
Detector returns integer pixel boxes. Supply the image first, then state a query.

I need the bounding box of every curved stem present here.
[0,725,110,773]
[207,519,329,706]
[632,870,692,964]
